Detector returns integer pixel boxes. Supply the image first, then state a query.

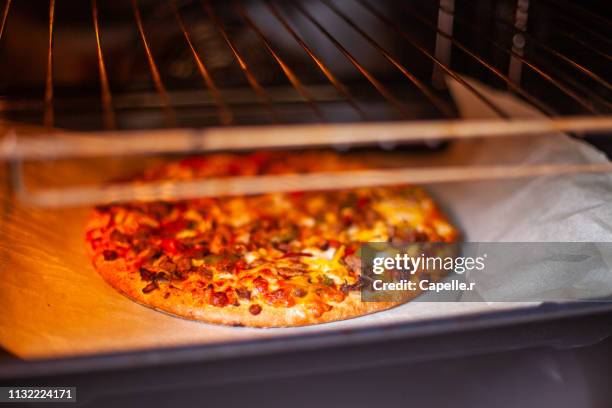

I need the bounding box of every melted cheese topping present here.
[86,152,459,319]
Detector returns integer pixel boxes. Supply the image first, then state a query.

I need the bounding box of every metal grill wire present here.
[0,0,610,128]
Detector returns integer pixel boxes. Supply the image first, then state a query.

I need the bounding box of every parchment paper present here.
[1,78,611,359]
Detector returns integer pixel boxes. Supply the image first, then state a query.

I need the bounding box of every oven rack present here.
[0,0,610,207]
[0,0,608,129]
[3,116,612,208]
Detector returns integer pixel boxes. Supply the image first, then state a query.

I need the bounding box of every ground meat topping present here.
[210,292,229,307]
[236,288,251,300]
[249,304,262,315]
[103,250,118,261]
[142,281,158,294]
[139,267,155,281]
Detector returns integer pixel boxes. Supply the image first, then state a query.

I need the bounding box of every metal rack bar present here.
[202,0,278,122]
[539,0,612,60]
[264,0,367,121]
[557,31,611,63]
[292,2,411,118]
[3,116,612,160]
[13,161,612,208]
[396,1,558,116]
[321,0,454,118]
[550,0,612,28]
[357,0,508,119]
[539,0,612,45]
[553,14,612,48]
[234,2,325,121]
[442,5,612,113]
[0,0,11,43]
[43,0,55,128]
[0,86,350,114]
[171,0,233,126]
[91,0,116,130]
[131,0,177,127]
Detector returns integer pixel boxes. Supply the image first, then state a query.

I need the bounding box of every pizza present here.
[85,152,459,327]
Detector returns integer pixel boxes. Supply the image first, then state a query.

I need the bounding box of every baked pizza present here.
[85,152,458,327]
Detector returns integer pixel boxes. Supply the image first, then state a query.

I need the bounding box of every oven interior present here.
[0,1,612,406]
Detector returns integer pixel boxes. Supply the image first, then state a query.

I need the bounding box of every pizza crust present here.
[92,253,404,327]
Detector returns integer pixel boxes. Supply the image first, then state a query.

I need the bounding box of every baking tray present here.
[2,126,612,360]
[2,138,608,361]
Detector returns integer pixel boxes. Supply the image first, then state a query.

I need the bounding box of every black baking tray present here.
[2,300,612,407]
